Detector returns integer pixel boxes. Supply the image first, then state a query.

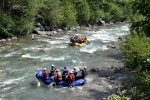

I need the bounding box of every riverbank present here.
[80,45,130,100]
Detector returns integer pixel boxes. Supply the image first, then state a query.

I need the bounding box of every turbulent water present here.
[0,23,130,100]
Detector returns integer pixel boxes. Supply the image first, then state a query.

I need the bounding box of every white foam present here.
[48,40,63,44]
[101,45,109,51]
[55,45,67,49]
[3,77,24,85]
[91,33,117,43]
[37,38,65,45]
[72,59,78,63]
[4,51,22,57]
[120,25,130,31]
[80,46,98,53]
[22,54,40,59]
[80,45,108,53]
[2,87,11,91]
[41,56,66,61]
[23,46,53,51]
[85,77,93,82]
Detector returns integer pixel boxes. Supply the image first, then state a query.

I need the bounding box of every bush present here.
[0,12,15,38]
[120,32,150,99]
[120,33,150,70]
[61,3,77,27]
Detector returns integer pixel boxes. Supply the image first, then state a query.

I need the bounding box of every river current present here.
[0,23,130,100]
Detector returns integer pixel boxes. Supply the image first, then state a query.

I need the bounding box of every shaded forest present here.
[0,0,131,38]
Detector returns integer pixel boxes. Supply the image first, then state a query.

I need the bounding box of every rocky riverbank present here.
[85,48,131,100]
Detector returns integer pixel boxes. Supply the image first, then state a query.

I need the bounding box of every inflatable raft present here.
[35,71,86,87]
[69,41,88,46]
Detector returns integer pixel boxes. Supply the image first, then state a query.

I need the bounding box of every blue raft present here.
[36,71,55,85]
[35,71,86,87]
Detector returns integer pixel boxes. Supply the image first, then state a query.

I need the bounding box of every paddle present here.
[37,81,41,87]
[87,40,90,44]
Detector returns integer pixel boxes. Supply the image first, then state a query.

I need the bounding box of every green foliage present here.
[87,0,131,23]
[131,0,150,36]
[120,34,150,70]
[120,8,150,98]
[0,0,131,38]
[119,1,150,99]
[107,94,129,100]
[11,0,39,35]
[61,2,77,27]
[75,0,90,25]
[121,71,150,100]
[13,16,35,35]
[38,0,62,27]
[120,34,150,99]
[103,2,125,22]
[89,3,105,23]
[0,12,15,37]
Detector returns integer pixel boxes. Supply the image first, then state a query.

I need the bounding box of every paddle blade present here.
[37,82,41,87]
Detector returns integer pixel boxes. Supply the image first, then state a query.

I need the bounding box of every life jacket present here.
[80,38,84,43]
[83,37,87,42]
[70,37,74,42]
[50,68,56,76]
[68,74,75,83]
[55,72,62,81]
[43,70,49,77]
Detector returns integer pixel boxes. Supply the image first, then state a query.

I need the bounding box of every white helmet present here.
[70,71,73,74]
[56,69,59,72]
[51,64,55,67]
[44,68,46,71]
[84,66,87,69]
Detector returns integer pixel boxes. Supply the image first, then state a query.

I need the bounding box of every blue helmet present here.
[64,66,67,69]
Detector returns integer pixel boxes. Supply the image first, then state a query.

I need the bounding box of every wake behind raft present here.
[35,71,86,87]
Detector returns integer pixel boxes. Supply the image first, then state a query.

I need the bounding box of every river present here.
[0,23,130,100]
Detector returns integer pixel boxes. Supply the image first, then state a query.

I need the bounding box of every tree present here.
[131,0,150,37]
[0,12,14,38]
[61,2,77,27]
[37,0,62,29]
[75,0,90,25]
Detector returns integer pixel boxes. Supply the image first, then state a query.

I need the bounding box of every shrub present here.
[0,12,15,38]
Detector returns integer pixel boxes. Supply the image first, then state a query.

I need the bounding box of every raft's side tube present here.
[35,71,55,85]
[70,79,86,87]
[36,71,44,80]
[56,81,68,86]
[44,76,55,85]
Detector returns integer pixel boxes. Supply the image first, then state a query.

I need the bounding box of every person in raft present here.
[61,66,70,82]
[54,69,62,83]
[80,66,88,78]
[73,67,78,77]
[43,68,49,79]
[49,64,56,77]
[68,71,75,87]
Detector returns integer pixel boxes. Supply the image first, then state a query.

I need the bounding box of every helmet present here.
[84,66,87,69]
[44,68,46,71]
[56,69,59,72]
[70,71,73,74]
[73,67,76,70]
[64,66,67,69]
[51,64,54,67]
